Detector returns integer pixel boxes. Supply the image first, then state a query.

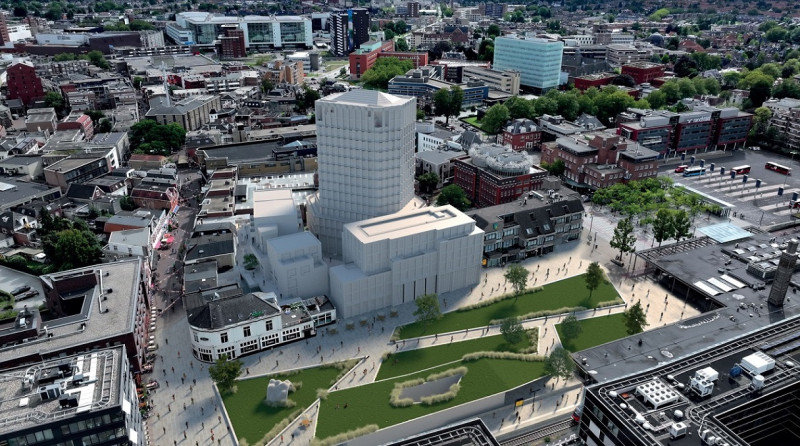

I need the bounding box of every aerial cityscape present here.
[0,0,800,445]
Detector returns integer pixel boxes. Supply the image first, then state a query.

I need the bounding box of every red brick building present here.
[621,62,666,85]
[56,111,94,140]
[573,73,616,91]
[131,179,179,211]
[540,130,659,190]
[217,24,246,59]
[453,143,548,208]
[501,118,541,151]
[7,61,44,106]
[349,40,429,79]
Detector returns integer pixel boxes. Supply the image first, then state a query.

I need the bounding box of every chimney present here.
[768,239,798,307]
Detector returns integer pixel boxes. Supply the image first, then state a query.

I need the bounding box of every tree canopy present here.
[413,293,442,329]
[584,262,604,298]
[500,317,525,345]
[504,263,530,296]
[208,354,243,393]
[435,184,470,211]
[544,346,575,380]
[38,213,103,272]
[130,120,186,156]
[361,57,413,90]
[623,302,649,335]
[433,86,464,125]
[610,217,636,261]
[481,104,509,134]
[560,314,582,341]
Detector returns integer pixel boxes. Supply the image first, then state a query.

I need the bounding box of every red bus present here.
[766,161,792,175]
[732,165,751,174]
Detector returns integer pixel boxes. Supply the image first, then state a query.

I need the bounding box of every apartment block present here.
[467,197,583,267]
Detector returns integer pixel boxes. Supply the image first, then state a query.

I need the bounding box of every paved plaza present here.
[144,188,708,445]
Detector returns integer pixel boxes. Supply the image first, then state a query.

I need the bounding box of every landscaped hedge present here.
[312,424,380,446]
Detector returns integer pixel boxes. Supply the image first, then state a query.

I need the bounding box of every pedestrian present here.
[183,403,186,410]
[181,377,185,385]
[165,380,169,387]
[162,368,166,375]
[171,366,174,373]
[165,339,169,345]
[218,415,222,423]
[202,422,205,429]
[172,394,175,401]
[191,397,194,404]
[193,378,196,385]
[185,421,189,429]
[190,362,193,369]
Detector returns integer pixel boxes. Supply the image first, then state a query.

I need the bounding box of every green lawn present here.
[463,116,489,132]
[316,359,546,439]
[556,313,629,352]
[222,365,346,444]
[397,275,620,339]
[377,333,533,380]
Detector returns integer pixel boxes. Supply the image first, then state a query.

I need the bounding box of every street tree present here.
[413,293,442,329]
[560,314,582,341]
[395,37,409,51]
[417,172,440,194]
[623,302,649,335]
[671,210,692,241]
[481,104,509,133]
[652,208,674,247]
[433,85,464,125]
[500,317,525,345]
[544,346,575,380]
[610,217,636,261]
[435,184,470,210]
[584,262,604,299]
[504,263,530,296]
[209,354,243,393]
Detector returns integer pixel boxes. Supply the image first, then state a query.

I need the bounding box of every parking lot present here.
[660,149,800,227]
[0,267,45,310]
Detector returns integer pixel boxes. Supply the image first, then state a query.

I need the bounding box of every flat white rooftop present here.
[346,205,475,243]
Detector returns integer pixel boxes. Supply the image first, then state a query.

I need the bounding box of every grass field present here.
[222,365,348,444]
[315,359,546,439]
[556,313,629,352]
[377,332,533,380]
[397,275,620,339]
[463,116,490,132]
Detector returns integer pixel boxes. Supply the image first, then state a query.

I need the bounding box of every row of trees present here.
[361,57,413,90]
[129,120,187,156]
[54,51,110,70]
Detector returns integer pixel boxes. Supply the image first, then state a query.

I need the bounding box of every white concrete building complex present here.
[307,90,417,257]
[329,205,484,318]
[266,232,329,299]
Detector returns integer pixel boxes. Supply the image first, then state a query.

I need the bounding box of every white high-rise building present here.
[307,90,417,257]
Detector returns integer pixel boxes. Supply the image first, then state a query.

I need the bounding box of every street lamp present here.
[530,387,543,413]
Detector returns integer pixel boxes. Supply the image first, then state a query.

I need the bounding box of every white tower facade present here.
[307,90,416,257]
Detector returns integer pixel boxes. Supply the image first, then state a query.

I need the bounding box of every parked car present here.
[15,290,39,301]
[10,285,30,296]
[674,165,689,173]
